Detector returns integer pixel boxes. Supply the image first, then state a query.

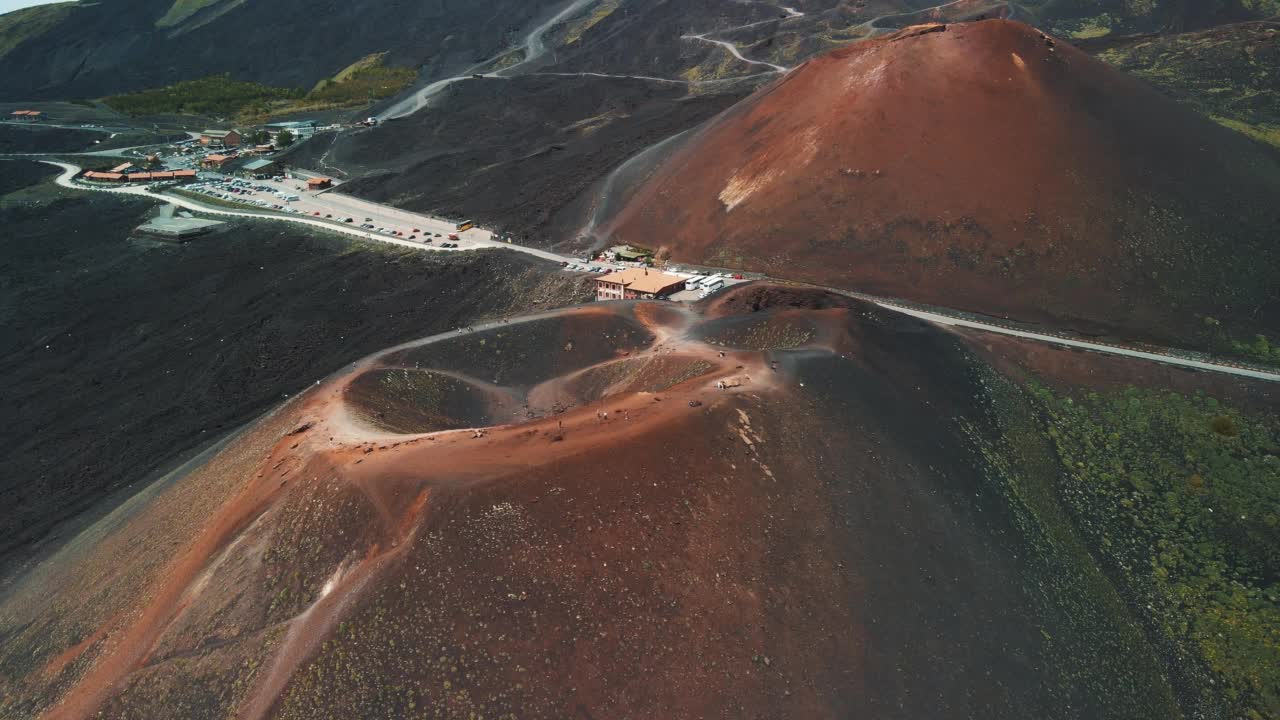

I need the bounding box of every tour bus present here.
[456,220,476,233]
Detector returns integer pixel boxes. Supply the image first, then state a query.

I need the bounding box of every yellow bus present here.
[456,220,475,233]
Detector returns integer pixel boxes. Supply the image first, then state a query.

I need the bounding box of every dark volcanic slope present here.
[0,0,563,101]
[292,73,750,243]
[0,158,57,194]
[0,170,589,577]
[10,284,1278,720]
[1036,0,1280,36]
[0,124,104,153]
[605,19,1280,349]
[1094,20,1280,148]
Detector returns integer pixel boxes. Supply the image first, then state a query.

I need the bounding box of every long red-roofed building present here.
[595,268,686,301]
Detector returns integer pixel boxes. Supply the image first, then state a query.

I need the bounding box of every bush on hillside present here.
[103,74,303,117]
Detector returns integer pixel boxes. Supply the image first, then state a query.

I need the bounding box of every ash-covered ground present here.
[0,160,590,578]
[5,280,1274,719]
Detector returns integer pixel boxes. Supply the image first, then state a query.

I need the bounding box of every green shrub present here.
[304,65,416,106]
[1231,334,1280,368]
[103,74,303,117]
[1030,385,1280,719]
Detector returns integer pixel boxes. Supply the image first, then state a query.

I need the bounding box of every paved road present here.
[42,161,568,262]
[680,5,809,74]
[683,33,791,73]
[40,160,1280,383]
[878,303,1280,383]
[0,120,123,134]
[380,0,598,119]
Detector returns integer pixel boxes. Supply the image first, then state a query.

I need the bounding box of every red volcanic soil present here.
[605,19,1280,348]
[5,286,1274,719]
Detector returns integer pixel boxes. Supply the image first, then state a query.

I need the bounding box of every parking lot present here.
[83,138,753,296]
[180,173,498,250]
[175,174,753,296]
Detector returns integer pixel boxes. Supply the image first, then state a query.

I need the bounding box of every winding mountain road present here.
[380,0,798,119]
[875,303,1280,382]
[380,0,599,119]
[37,160,1280,384]
[682,34,792,72]
[681,2,808,74]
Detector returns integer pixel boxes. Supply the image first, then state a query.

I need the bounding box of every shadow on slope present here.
[10,284,1262,719]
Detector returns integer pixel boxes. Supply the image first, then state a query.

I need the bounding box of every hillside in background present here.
[258,0,1279,257]
[290,73,752,242]
[603,20,1280,351]
[1094,20,1280,147]
[0,0,564,101]
[3,0,1276,103]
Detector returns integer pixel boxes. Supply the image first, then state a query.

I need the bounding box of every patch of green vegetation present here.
[1097,22,1280,148]
[485,48,526,72]
[101,55,415,121]
[1064,13,1116,39]
[681,47,756,83]
[324,52,386,85]
[1242,0,1280,15]
[1227,333,1280,367]
[562,0,621,45]
[103,74,304,118]
[968,372,1181,719]
[303,62,416,108]
[1198,317,1280,369]
[1028,384,1280,719]
[0,3,72,59]
[1212,116,1280,150]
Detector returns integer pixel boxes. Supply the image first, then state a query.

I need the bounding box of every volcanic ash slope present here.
[8,285,1267,718]
[605,19,1280,349]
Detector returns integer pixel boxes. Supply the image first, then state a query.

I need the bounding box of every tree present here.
[275,129,295,147]
[250,129,271,145]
